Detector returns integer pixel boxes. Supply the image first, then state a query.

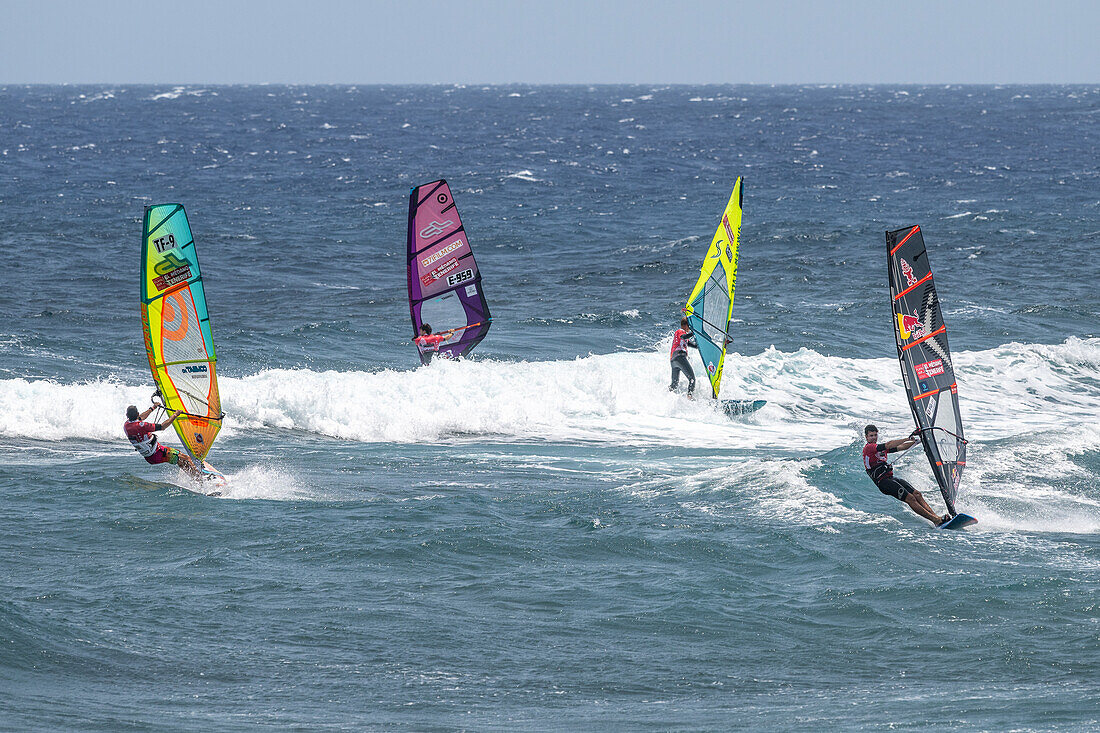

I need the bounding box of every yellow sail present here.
[140,204,222,461]
[684,177,743,399]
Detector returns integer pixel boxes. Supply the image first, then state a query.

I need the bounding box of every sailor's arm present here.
[885,432,921,452]
[155,410,183,431]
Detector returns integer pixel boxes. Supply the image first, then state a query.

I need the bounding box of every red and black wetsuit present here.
[124,419,171,465]
[669,328,697,394]
[863,440,915,501]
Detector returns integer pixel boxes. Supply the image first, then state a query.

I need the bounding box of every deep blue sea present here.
[1,85,1098,730]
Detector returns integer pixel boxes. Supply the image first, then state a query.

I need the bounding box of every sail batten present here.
[684,178,743,399]
[407,180,492,364]
[141,204,221,461]
[886,225,966,515]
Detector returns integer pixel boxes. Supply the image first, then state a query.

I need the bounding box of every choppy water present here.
[1,84,1098,730]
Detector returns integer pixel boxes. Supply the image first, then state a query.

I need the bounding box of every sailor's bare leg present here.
[178,454,203,481]
[904,491,944,524]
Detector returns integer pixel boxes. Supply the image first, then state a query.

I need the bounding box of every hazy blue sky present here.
[1,0,1097,84]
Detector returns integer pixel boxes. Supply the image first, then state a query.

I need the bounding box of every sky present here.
[1,0,1097,84]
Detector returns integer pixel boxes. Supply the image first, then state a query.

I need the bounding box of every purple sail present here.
[407,180,492,364]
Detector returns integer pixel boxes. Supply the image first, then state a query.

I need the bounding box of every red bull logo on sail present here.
[896,310,926,340]
[900,258,917,287]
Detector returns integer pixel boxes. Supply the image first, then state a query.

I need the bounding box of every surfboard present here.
[177,462,226,497]
[937,512,977,530]
[721,399,767,416]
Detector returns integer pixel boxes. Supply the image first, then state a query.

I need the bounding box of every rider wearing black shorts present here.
[863,424,949,525]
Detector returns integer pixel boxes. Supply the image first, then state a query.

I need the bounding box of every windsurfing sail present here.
[887,225,966,515]
[407,180,491,363]
[140,204,222,461]
[684,177,743,399]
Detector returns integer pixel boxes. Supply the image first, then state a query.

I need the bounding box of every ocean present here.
[1,84,1098,730]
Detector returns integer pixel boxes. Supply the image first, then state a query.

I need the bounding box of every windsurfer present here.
[124,404,203,481]
[862,424,949,524]
[669,317,698,396]
[415,323,451,364]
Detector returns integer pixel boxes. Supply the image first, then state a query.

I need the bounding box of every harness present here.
[866,462,892,484]
[125,420,159,458]
[863,442,893,484]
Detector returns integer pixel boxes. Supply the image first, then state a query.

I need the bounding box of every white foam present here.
[2,339,1097,528]
[214,464,317,501]
[150,86,185,100]
[625,457,877,529]
[4,338,1097,450]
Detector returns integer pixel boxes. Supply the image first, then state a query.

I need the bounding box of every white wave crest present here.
[2,339,1097,529]
[2,339,1097,453]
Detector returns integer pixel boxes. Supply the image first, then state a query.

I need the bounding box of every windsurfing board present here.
[721,399,766,416]
[937,512,977,531]
[179,461,227,497]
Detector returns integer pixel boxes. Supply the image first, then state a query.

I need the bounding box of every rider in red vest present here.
[668,317,698,396]
[124,403,202,481]
[863,424,948,525]
[414,323,454,364]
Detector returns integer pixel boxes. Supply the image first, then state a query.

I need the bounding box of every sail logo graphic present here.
[914,359,944,379]
[721,215,740,261]
[896,310,926,340]
[421,240,463,267]
[707,362,716,374]
[152,233,177,253]
[925,394,937,420]
[900,258,917,287]
[182,364,208,379]
[447,268,474,287]
[419,219,454,239]
[152,252,193,291]
[154,253,189,275]
[421,257,461,286]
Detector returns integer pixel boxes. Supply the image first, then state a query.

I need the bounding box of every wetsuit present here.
[124,419,181,466]
[668,328,697,394]
[415,333,448,364]
[863,441,915,500]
